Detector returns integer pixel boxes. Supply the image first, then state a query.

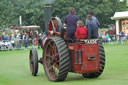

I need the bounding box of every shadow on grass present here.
[66,76,99,82]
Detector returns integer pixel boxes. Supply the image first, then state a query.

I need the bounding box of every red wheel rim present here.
[43,40,59,81]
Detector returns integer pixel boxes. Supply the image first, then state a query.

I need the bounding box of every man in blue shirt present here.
[4,34,9,41]
[86,15,98,39]
[64,7,79,41]
[89,10,100,27]
[1,32,5,40]
[86,10,100,38]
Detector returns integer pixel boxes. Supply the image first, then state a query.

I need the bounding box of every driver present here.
[49,18,60,36]
[64,7,79,41]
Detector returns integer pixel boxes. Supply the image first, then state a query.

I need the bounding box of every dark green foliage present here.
[0,0,44,30]
[52,0,128,27]
[0,0,127,30]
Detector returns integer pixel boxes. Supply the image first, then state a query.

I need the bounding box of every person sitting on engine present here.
[75,20,88,39]
[64,7,79,41]
[86,14,98,39]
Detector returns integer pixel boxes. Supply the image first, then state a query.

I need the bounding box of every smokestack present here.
[43,0,55,33]
[44,4,51,33]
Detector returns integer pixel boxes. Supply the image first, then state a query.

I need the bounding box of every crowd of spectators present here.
[0,31,42,50]
[99,31,128,43]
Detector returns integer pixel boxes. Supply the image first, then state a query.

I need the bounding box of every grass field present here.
[0,43,128,85]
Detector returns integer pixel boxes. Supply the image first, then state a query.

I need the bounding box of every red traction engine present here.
[29,17,105,82]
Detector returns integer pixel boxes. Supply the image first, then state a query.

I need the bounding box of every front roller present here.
[29,48,38,76]
[43,37,70,82]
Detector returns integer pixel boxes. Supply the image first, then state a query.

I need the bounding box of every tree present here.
[0,0,45,30]
[52,0,127,27]
[0,0,127,30]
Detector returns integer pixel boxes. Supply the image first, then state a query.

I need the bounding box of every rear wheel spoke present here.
[53,44,57,54]
[49,44,54,50]
[53,53,59,57]
[46,54,52,58]
[48,64,54,71]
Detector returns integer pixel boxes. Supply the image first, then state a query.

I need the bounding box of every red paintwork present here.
[68,43,100,74]
[46,17,100,74]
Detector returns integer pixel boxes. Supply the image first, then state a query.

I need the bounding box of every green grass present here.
[0,43,128,85]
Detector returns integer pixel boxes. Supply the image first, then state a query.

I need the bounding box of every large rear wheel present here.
[82,41,105,78]
[43,37,70,82]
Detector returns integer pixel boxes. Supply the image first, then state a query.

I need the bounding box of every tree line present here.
[0,0,127,31]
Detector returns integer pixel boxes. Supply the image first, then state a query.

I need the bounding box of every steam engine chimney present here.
[44,4,51,33]
[43,0,55,33]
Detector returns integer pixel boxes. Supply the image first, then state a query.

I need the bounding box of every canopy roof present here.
[10,26,40,30]
[111,11,128,20]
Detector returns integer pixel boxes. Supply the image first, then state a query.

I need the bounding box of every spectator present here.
[38,33,42,48]
[64,7,79,41]
[100,31,107,43]
[29,31,34,47]
[119,30,127,43]
[23,33,29,49]
[1,32,5,40]
[10,34,15,47]
[4,34,9,41]
[0,36,1,40]
[105,33,112,43]
[75,20,88,39]
[121,31,127,40]
[15,33,21,49]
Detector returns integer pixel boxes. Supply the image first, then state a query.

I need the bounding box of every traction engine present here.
[29,17,105,82]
